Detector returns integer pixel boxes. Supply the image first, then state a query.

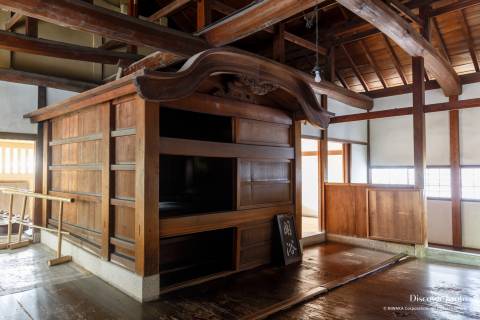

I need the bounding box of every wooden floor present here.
[0,242,479,319]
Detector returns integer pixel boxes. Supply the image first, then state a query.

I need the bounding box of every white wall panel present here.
[351,144,367,183]
[427,200,452,246]
[426,111,450,165]
[459,82,480,100]
[47,88,77,105]
[0,81,37,134]
[459,108,480,165]
[462,202,480,249]
[327,98,367,143]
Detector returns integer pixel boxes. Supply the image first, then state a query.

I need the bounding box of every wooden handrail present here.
[1,188,73,203]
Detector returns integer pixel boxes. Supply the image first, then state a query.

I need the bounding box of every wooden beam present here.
[273,23,285,63]
[449,97,462,249]
[366,71,480,98]
[4,12,23,30]
[383,35,408,85]
[459,9,479,72]
[336,70,349,89]
[432,17,450,63]
[122,51,183,75]
[210,0,327,55]
[197,0,211,30]
[0,30,142,64]
[358,40,388,88]
[149,0,191,21]
[388,0,423,25]
[330,97,480,123]
[341,44,369,92]
[412,56,426,189]
[200,0,327,46]
[0,0,208,57]
[430,0,480,16]
[0,68,97,92]
[337,0,461,96]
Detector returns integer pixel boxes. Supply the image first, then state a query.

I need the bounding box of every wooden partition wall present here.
[325,183,426,245]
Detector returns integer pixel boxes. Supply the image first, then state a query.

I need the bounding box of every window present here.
[327,142,345,183]
[425,168,451,198]
[461,168,480,200]
[371,168,415,185]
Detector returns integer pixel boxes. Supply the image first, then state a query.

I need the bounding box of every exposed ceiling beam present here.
[337,0,461,96]
[432,18,450,63]
[199,0,327,46]
[150,0,192,21]
[330,97,480,123]
[366,71,480,98]
[459,9,479,72]
[0,68,97,92]
[5,12,23,30]
[210,0,327,55]
[358,40,388,89]
[430,0,480,16]
[0,30,142,64]
[341,44,369,92]
[387,0,423,25]
[0,0,209,57]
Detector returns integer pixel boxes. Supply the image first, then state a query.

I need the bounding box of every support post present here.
[450,97,462,248]
[197,0,211,30]
[34,86,46,232]
[294,120,302,238]
[101,102,114,260]
[135,99,160,276]
[273,23,285,63]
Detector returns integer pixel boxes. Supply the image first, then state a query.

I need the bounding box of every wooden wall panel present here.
[115,97,137,130]
[114,136,135,163]
[325,183,368,237]
[238,221,273,270]
[367,188,425,244]
[236,118,291,147]
[238,159,292,209]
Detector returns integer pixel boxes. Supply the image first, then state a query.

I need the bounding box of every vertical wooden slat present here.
[101,102,114,260]
[197,0,211,30]
[449,97,462,248]
[42,121,52,227]
[294,120,302,238]
[342,143,351,183]
[135,98,160,276]
[319,95,328,232]
[273,23,285,63]
[34,86,46,228]
[367,116,372,184]
[412,56,426,190]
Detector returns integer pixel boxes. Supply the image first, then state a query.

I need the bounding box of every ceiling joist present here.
[337,0,461,96]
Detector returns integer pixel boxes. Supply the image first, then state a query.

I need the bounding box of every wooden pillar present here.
[127,0,138,54]
[197,0,211,30]
[135,98,160,276]
[33,86,46,229]
[343,143,351,183]
[25,17,38,37]
[273,23,285,63]
[412,56,426,189]
[450,96,462,248]
[294,120,302,238]
[101,102,114,260]
[367,116,372,184]
[42,121,52,228]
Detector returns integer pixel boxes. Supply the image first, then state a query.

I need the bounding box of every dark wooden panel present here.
[238,159,292,209]
[235,118,291,147]
[114,205,135,242]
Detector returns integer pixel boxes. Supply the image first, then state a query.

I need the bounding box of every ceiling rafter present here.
[358,40,388,89]
[458,9,479,72]
[340,44,369,92]
[432,17,451,63]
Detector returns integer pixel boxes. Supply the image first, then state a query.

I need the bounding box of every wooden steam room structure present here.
[24,48,333,301]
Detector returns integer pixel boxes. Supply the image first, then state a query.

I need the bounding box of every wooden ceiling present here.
[0,0,477,99]
[145,0,480,95]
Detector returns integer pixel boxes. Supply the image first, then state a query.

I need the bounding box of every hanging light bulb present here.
[313,66,322,83]
[312,6,322,83]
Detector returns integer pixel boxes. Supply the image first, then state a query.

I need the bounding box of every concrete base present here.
[301,232,326,248]
[326,233,419,256]
[425,246,480,267]
[40,230,159,302]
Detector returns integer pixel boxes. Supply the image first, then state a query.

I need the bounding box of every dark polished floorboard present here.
[2,243,479,319]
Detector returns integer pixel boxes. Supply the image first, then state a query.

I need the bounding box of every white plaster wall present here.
[459,82,480,100]
[427,199,453,246]
[47,88,77,105]
[462,202,480,249]
[328,98,367,143]
[426,111,450,166]
[0,81,38,134]
[459,107,480,165]
[351,144,368,183]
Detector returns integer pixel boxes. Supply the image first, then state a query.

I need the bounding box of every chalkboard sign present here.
[275,214,302,265]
